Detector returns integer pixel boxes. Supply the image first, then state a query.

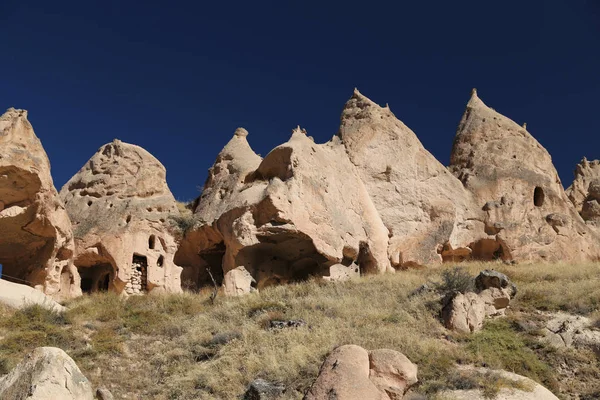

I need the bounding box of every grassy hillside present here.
[1,262,599,399]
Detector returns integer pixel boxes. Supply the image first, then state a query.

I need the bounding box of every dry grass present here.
[0,262,599,399]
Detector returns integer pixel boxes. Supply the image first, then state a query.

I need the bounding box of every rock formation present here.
[304,344,418,400]
[449,90,600,262]
[60,140,182,295]
[176,126,391,295]
[338,89,486,267]
[0,108,80,300]
[0,347,94,400]
[566,158,600,225]
[441,367,559,400]
[0,279,66,313]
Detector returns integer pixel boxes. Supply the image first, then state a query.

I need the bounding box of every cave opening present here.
[534,187,545,207]
[78,263,112,294]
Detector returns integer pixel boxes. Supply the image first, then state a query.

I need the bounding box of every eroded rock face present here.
[177,127,391,295]
[338,90,486,268]
[0,347,94,400]
[441,367,559,400]
[0,280,66,313]
[60,140,182,295]
[442,292,486,333]
[567,158,600,225]
[304,344,418,400]
[449,90,600,262]
[0,108,80,300]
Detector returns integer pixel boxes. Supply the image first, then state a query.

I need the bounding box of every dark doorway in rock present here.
[149,235,156,249]
[198,243,225,286]
[534,187,545,207]
[78,263,113,294]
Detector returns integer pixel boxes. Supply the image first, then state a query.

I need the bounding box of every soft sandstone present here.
[0,347,93,400]
[60,140,182,295]
[177,126,391,295]
[449,90,600,262]
[0,108,80,300]
[304,345,418,400]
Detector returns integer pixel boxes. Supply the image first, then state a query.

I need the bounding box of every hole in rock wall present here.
[157,255,164,267]
[469,239,511,261]
[126,255,148,295]
[236,231,328,289]
[78,263,112,294]
[534,187,545,207]
[149,235,156,249]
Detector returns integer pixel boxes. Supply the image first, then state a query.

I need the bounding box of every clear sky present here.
[2,1,599,201]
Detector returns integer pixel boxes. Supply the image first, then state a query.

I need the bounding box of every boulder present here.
[177,127,391,295]
[0,108,80,300]
[96,387,115,400]
[304,344,417,400]
[60,139,182,295]
[243,379,285,400]
[442,292,486,333]
[337,89,486,267]
[441,367,559,400]
[0,347,93,400]
[475,270,517,297]
[449,90,600,262]
[478,287,511,317]
[0,279,66,312]
[566,158,600,225]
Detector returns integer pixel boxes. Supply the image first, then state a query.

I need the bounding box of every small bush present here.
[435,267,474,294]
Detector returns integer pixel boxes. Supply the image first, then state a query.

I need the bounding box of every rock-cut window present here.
[534,187,545,207]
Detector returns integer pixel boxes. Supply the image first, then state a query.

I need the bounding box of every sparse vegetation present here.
[169,200,197,235]
[0,262,599,399]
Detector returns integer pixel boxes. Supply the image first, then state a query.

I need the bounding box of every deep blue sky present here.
[2,1,599,201]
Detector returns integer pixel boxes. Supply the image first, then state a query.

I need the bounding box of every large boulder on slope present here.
[0,279,65,312]
[449,90,600,262]
[337,89,486,267]
[304,344,418,400]
[0,347,94,400]
[177,127,391,295]
[441,367,559,400]
[566,157,600,225]
[60,139,182,295]
[0,108,80,300]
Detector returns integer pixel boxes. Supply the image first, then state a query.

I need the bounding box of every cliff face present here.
[3,88,598,298]
[0,108,80,300]
[449,90,600,262]
[338,89,486,267]
[60,140,182,295]
[176,127,391,295]
[567,158,600,226]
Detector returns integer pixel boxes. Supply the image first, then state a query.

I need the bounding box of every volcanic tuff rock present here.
[0,279,66,312]
[449,89,600,262]
[304,344,418,400]
[0,108,80,300]
[338,89,486,267]
[60,139,182,295]
[176,126,391,295]
[566,157,600,225]
[0,347,94,400]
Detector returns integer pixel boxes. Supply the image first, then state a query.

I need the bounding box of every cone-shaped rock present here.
[60,140,182,295]
[0,108,80,300]
[178,127,391,295]
[450,91,600,261]
[338,89,485,267]
[566,158,600,225]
